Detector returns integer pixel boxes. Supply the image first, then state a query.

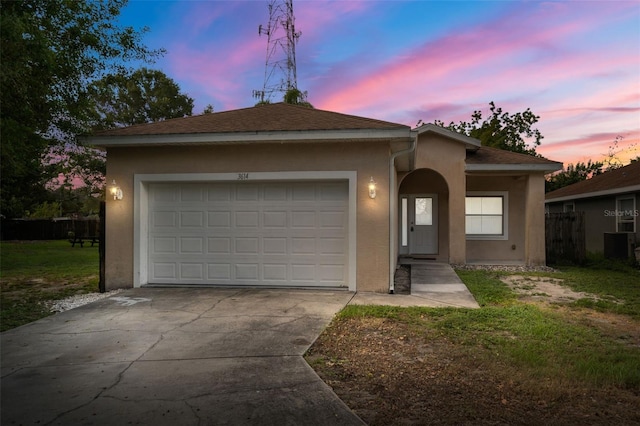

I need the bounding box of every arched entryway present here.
[398,169,449,261]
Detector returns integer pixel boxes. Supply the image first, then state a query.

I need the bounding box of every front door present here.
[409,194,438,254]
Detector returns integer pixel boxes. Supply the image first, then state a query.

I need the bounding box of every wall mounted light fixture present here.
[368,177,377,199]
[109,179,123,200]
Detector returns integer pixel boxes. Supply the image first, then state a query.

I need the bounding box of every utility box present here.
[604,233,630,259]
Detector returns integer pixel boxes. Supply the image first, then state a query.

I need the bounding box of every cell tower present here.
[253,0,304,103]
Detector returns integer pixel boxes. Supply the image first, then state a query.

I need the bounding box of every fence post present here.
[99,201,106,293]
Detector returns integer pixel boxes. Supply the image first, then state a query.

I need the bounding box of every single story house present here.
[546,161,640,257]
[88,103,562,293]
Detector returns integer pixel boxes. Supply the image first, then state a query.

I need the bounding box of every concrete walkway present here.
[1,288,365,426]
[350,262,479,308]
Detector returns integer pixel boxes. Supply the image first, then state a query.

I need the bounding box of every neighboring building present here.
[88,103,561,292]
[546,161,640,257]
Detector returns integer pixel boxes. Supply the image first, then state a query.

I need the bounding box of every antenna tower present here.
[253,0,303,103]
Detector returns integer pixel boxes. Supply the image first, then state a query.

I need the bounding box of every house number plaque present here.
[237,173,249,180]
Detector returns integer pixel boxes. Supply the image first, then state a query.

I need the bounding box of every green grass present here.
[553,265,640,319]
[1,240,99,331]
[338,264,640,389]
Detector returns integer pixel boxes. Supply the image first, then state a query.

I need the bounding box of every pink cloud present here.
[538,129,640,166]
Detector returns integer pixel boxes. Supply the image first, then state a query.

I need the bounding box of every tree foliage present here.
[283,88,313,108]
[434,102,542,156]
[0,0,162,218]
[87,68,194,129]
[545,160,604,193]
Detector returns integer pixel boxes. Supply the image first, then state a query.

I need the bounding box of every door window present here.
[415,197,433,226]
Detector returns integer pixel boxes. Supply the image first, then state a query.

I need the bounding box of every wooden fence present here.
[0,218,99,241]
[545,212,586,264]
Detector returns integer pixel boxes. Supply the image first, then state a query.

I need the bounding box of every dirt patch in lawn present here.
[307,316,640,426]
[500,275,607,303]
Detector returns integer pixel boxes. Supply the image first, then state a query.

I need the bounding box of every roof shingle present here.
[466,145,561,166]
[93,102,409,137]
[546,161,640,200]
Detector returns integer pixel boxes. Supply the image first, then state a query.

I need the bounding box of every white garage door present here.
[147,181,348,287]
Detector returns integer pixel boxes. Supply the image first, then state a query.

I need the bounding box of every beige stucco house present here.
[89,103,562,293]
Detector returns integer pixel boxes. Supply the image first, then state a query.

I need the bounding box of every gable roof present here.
[465,145,562,173]
[88,103,410,146]
[415,123,481,149]
[546,161,640,202]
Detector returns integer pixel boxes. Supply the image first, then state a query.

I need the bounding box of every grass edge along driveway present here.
[306,263,640,425]
[0,240,99,332]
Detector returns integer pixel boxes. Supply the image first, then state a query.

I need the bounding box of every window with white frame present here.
[616,196,636,232]
[465,192,508,239]
[563,202,575,212]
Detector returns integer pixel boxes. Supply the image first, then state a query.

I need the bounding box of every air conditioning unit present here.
[603,233,633,259]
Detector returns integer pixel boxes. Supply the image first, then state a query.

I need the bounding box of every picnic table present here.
[69,235,100,248]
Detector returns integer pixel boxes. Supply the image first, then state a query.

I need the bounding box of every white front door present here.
[409,194,438,255]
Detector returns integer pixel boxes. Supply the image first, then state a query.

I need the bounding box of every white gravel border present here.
[46,289,126,313]
[453,264,558,273]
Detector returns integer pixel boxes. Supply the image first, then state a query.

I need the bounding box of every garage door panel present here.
[263,237,287,254]
[292,184,317,201]
[152,237,177,254]
[263,211,287,228]
[208,211,230,227]
[180,237,203,254]
[235,211,259,227]
[153,263,177,279]
[236,184,259,201]
[291,264,316,281]
[181,186,204,202]
[292,237,315,254]
[180,211,204,227]
[208,237,231,254]
[208,264,231,280]
[263,264,287,280]
[148,181,348,287]
[235,237,259,254]
[291,211,316,228]
[320,264,345,281]
[152,211,177,227]
[319,183,348,200]
[180,263,204,280]
[153,185,179,202]
[264,186,287,201]
[236,264,259,280]
[208,186,231,201]
[320,238,346,254]
[320,211,346,228]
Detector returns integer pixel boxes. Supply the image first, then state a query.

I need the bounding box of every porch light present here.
[368,177,377,199]
[109,179,123,200]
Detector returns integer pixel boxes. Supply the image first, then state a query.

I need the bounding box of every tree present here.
[203,104,214,114]
[545,160,604,193]
[283,88,313,108]
[49,68,194,196]
[87,68,194,129]
[0,0,162,218]
[434,101,542,156]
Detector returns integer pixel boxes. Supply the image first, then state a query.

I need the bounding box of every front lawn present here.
[307,263,640,425]
[0,240,99,331]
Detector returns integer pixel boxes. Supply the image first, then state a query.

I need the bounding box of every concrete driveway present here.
[1,288,364,425]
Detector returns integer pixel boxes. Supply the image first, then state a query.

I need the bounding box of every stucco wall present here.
[412,135,466,263]
[105,141,392,292]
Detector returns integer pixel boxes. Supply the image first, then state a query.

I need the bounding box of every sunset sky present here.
[119,0,640,166]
